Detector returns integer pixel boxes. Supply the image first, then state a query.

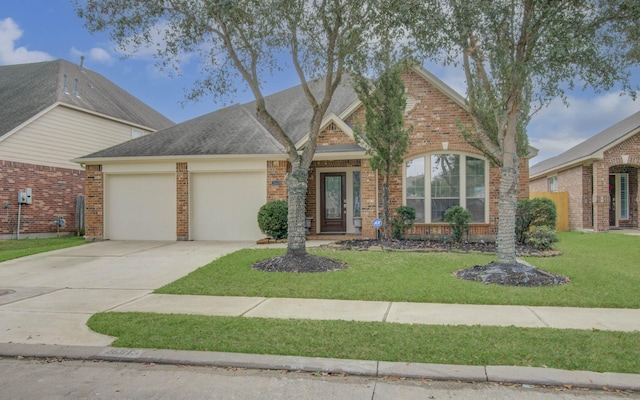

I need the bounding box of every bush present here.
[391,206,416,239]
[525,225,558,250]
[516,197,557,244]
[444,206,471,242]
[257,200,288,239]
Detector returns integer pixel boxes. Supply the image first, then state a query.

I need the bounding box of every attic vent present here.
[73,78,80,98]
[62,74,69,94]
[405,94,417,115]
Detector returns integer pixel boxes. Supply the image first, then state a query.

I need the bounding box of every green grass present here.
[0,236,86,262]
[88,312,640,374]
[157,232,640,308]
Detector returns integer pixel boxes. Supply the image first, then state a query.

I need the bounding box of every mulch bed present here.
[252,253,347,273]
[332,238,561,257]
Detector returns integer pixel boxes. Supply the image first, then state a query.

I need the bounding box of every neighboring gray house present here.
[0,59,173,238]
[530,109,640,232]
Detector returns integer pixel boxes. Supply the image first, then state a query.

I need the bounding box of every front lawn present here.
[0,236,86,262]
[157,232,640,308]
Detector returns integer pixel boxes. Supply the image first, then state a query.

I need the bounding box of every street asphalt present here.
[0,240,638,392]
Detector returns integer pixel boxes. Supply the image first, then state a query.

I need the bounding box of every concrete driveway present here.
[0,241,252,346]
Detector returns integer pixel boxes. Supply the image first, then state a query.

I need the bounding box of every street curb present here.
[1,343,638,391]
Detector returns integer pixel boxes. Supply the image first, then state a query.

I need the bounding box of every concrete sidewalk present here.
[111,294,640,332]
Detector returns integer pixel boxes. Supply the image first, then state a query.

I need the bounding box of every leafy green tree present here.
[404,0,637,265]
[354,62,412,239]
[76,0,396,267]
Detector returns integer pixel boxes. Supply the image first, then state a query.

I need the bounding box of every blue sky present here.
[2,0,639,164]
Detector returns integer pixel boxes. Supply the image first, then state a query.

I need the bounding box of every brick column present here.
[85,164,103,241]
[592,160,609,232]
[176,162,189,241]
[266,160,289,202]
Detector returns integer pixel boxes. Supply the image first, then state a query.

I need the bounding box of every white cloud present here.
[0,18,52,65]
[70,46,114,65]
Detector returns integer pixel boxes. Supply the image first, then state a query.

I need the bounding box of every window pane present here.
[431,199,459,222]
[431,154,460,198]
[325,176,342,219]
[620,174,629,219]
[466,156,485,199]
[407,199,425,223]
[467,198,485,222]
[406,158,425,198]
[353,171,361,218]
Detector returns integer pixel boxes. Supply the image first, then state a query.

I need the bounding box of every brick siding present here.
[0,160,84,237]
[84,164,103,240]
[176,162,189,240]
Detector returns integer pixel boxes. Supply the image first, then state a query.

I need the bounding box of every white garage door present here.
[191,171,266,240]
[105,174,176,240]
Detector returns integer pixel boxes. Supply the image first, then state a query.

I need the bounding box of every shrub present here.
[257,200,288,239]
[525,225,558,250]
[391,206,416,239]
[444,206,471,242]
[516,197,557,243]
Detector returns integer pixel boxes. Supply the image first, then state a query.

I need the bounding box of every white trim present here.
[75,153,287,165]
[58,102,164,132]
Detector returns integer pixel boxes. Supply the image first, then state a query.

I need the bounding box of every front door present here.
[320,172,346,232]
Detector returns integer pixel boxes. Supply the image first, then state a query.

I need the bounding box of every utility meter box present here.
[18,188,32,204]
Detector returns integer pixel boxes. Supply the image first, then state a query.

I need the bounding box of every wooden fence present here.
[529,192,569,232]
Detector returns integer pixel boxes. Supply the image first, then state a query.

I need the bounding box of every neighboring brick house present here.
[77,64,532,242]
[0,59,173,238]
[530,110,640,232]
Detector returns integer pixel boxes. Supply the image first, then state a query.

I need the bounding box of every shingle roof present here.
[530,109,640,177]
[0,59,173,137]
[81,75,360,159]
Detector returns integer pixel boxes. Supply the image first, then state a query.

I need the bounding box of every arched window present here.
[404,153,488,223]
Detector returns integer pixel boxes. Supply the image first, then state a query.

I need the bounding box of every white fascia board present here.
[59,102,164,132]
[311,151,367,161]
[73,153,287,165]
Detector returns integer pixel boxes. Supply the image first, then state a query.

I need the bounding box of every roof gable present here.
[0,59,173,138]
[530,109,640,177]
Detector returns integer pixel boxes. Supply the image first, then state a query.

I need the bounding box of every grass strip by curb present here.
[89,312,640,374]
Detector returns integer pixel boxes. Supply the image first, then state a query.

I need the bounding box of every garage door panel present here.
[106,174,176,240]
[191,172,266,240]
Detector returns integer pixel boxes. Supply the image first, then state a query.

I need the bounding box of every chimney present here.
[79,55,85,71]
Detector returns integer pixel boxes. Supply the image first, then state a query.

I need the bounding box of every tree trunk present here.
[496,152,519,265]
[382,182,390,240]
[286,166,309,256]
